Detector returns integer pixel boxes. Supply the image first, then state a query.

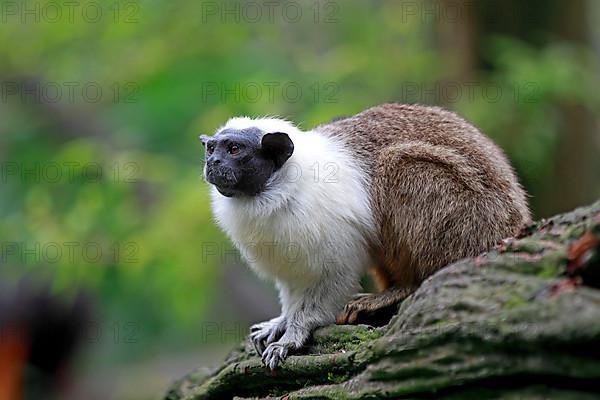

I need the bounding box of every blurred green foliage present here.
[1,0,599,377]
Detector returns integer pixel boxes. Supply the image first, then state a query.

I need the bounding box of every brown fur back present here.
[318,103,531,290]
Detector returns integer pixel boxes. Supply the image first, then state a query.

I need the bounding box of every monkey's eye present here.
[228,144,241,155]
[206,143,215,155]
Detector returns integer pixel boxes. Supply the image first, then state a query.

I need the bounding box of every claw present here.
[249,318,286,356]
[262,342,291,370]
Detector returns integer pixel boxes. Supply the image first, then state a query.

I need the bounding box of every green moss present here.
[311,325,383,353]
[503,253,566,278]
[534,255,567,278]
[567,224,587,240]
[326,371,352,384]
[502,239,547,254]
[503,294,529,309]
[290,387,351,400]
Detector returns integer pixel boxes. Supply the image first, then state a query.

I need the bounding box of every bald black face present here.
[200,128,294,197]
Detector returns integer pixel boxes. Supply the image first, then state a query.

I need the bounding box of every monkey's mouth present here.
[205,168,239,197]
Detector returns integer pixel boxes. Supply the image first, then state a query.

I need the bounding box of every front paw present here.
[262,341,294,370]
[249,317,285,355]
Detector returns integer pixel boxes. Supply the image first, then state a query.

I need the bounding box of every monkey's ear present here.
[261,132,294,168]
[199,134,211,146]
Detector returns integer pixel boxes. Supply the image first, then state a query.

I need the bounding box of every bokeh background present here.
[1,0,599,399]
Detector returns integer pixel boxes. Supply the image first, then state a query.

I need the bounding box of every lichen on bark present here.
[166,200,600,400]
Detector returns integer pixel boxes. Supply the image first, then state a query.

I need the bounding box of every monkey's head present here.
[200,120,295,197]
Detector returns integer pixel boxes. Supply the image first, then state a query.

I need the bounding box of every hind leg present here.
[336,287,415,326]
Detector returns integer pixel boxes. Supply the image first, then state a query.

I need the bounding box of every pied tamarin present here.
[200,103,530,369]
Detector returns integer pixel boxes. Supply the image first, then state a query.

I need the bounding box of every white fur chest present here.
[212,200,329,285]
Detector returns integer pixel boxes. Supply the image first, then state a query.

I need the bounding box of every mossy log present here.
[166,200,600,399]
